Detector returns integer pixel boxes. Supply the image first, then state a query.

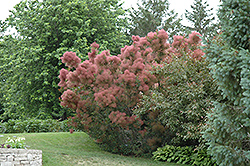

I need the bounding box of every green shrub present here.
[152,144,217,166]
[0,119,72,133]
[133,35,220,147]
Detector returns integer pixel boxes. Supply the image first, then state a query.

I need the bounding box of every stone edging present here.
[0,149,42,166]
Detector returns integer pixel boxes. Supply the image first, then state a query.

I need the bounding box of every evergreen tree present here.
[128,0,183,40]
[161,9,184,41]
[203,0,250,165]
[218,0,250,50]
[184,0,218,40]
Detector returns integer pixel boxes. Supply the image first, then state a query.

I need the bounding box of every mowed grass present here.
[0,132,187,166]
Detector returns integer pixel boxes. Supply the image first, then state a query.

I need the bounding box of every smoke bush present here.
[58,29,213,155]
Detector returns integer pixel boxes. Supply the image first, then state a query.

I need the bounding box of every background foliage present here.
[0,119,71,133]
[128,0,183,40]
[0,0,129,120]
[184,0,219,41]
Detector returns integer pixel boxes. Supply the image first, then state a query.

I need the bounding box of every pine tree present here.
[218,0,250,50]
[203,0,250,165]
[128,0,183,40]
[184,0,218,40]
[161,9,184,41]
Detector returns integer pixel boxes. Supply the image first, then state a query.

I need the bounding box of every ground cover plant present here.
[58,29,217,156]
[152,144,217,166]
[0,132,187,166]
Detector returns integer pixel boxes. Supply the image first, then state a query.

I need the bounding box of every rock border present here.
[0,149,42,166]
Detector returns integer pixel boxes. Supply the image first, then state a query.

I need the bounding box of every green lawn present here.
[0,132,187,166]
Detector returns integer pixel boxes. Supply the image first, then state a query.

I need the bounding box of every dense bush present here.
[58,29,213,156]
[133,33,220,147]
[152,144,217,166]
[0,119,71,133]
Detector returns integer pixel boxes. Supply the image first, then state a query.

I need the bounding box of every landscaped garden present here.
[0,0,249,166]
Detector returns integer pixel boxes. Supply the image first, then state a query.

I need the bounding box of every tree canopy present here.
[0,0,129,120]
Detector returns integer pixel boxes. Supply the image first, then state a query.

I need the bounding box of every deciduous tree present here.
[0,0,129,120]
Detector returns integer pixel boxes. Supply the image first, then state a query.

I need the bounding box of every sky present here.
[0,0,221,26]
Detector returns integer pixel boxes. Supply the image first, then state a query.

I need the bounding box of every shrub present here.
[152,144,217,166]
[133,33,220,147]
[58,29,211,155]
[0,119,71,133]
